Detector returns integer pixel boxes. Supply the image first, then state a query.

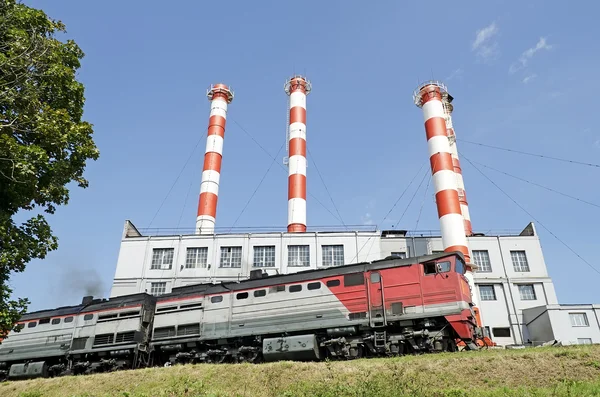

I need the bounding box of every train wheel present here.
[237,350,261,364]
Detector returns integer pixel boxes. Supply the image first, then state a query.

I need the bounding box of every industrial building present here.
[109,77,599,347]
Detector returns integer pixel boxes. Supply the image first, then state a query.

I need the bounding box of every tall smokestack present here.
[441,91,473,237]
[413,81,479,311]
[284,75,311,233]
[196,83,234,235]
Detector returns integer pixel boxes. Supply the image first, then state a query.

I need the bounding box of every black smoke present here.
[59,266,106,300]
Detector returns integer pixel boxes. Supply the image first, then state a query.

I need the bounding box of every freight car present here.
[0,251,481,380]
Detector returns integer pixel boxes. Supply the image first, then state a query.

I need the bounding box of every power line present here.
[467,158,600,210]
[458,139,600,169]
[228,142,286,231]
[307,147,347,229]
[414,169,433,231]
[350,161,428,263]
[176,181,194,229]
[393,166,431,229]
[147,136,204,228]
[230,117,343,224]
[460,152,600,277]
[381,159,429,229]
[364,165,431,260]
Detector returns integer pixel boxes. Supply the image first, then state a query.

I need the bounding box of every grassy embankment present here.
[2,345,600,397]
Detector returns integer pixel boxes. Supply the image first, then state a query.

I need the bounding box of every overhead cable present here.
[228,142,286,232]
[414,169,434,231]
[458,139,600,169]
[147,135,204,229]
[351,161,429,263]
[460,152,600,277]
[468,159,600,210]
[307,147,347,229]
[230,117,343,224]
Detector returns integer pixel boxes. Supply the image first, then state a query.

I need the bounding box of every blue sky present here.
[10,0,600,310]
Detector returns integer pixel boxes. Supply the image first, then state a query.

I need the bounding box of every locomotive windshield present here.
[455,257,466,274]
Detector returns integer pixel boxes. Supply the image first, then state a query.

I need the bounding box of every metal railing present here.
[133,225,525,238]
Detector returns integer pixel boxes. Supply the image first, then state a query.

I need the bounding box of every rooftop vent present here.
[381,230,407,238]
[249,269,268,280]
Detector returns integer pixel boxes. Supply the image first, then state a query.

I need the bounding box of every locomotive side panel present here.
[152,297,204,342]
[71,305,147,353]
[375,265,422,320]
[323,273,368,319]
[0,318,75,363]
[201,293,232,339]
[228,279,350,337]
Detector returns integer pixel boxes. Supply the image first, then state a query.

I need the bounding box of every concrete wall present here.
[548,305,600,345]
[522,305,555,344]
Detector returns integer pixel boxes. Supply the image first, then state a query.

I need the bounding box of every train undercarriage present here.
[0,345,152,381]
[154,315,476,366]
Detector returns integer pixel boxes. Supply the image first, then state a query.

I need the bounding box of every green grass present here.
[2,345,600,396]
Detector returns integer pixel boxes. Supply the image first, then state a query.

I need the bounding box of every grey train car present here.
[0,293,156,380]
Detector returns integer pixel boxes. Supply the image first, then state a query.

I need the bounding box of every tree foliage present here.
[0,0,98,336]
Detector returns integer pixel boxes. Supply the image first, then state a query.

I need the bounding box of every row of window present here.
[471,250,530,273]
[152,246,533,273]
[479,284,537,301]
[150,275,357,297]
[151,245,345,270]
[23,310,140,328]
[24,316,75,328]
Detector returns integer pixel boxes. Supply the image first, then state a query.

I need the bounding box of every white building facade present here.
[109,220,578,347]
[523,304,600,346]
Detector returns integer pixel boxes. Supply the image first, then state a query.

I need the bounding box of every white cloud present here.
[549,91,563,99]
[361,212,374,225]
[594,139,600,149]
[472,23,500,62]
[522,74,537,84]
[509,37,552,74]
[446,68,463,81]
[472,23,498,50]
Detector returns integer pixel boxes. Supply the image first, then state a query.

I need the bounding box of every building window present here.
[511,251,530,272]
[472,250,492,272]
[578,338,593,345]
[150,282,167,296]
[186,247,208,268]
[390,252,406,259]
[570,313,589,327]
[322,245,344,267]
[253,246,276,267]
[220,246,242,268]
[151,248,174,270]
[288,245,310,267]
[518,284,536,300]
[479,285,496,301]
[492,327,511,338]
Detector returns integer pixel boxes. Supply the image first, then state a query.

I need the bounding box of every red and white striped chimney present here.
[196,83,234,235]
[441,91,473,236]
[284,75,311,233]
[413,81,479,308]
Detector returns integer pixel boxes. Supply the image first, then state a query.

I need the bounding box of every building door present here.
[368,271,386,327]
